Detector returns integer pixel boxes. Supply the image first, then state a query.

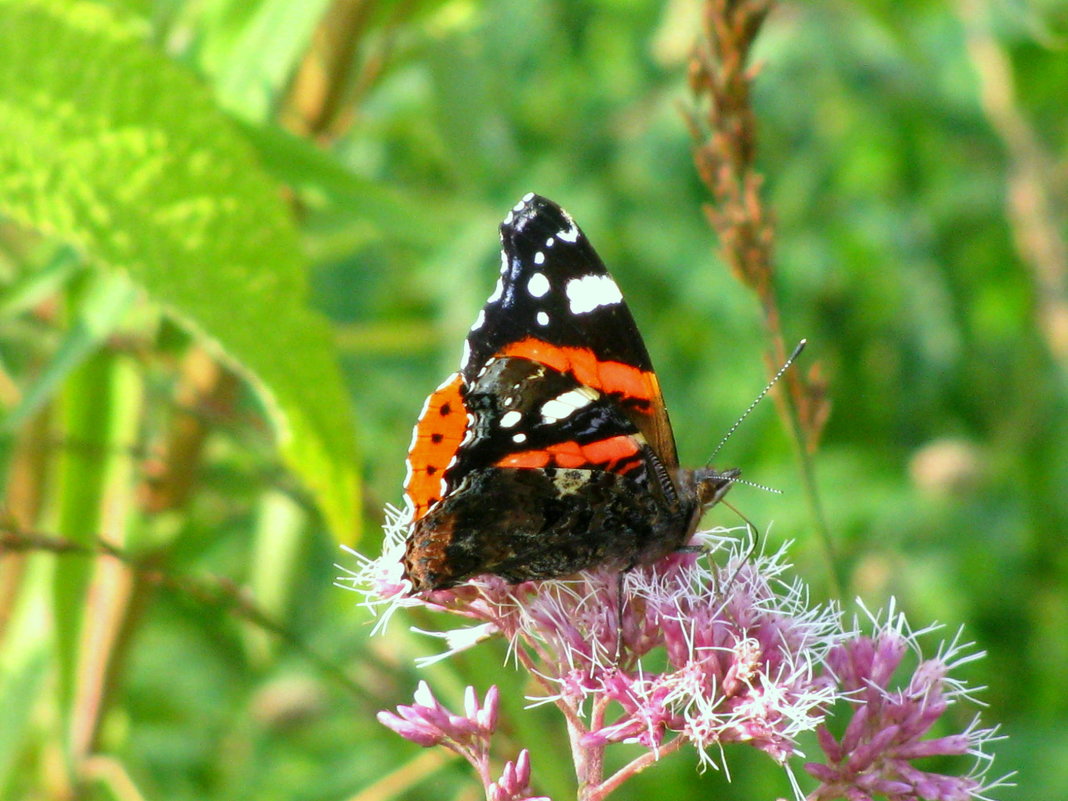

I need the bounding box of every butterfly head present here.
[687,466,741,512]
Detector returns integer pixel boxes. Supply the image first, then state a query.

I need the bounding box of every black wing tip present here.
[500,193,574,242]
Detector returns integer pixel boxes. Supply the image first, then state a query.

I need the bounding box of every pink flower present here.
[803,606,1011,801]
[489,750,550,801]
[377,681,498,755]
[346,524,842,795]
[340,518,1008,801]
[378,681,546,801]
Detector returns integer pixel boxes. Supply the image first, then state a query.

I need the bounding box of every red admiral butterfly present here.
[403,193,739,592]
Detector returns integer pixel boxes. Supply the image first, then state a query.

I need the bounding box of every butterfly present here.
[402,193,738,591]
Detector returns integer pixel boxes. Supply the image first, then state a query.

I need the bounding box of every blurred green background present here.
[1,0,1066,798]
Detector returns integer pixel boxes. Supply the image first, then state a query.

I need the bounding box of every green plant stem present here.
[71,353,143,760]
[52,345,120,769]
[774,365,840,596]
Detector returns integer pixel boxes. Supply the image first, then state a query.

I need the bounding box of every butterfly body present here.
[402,194,737,591]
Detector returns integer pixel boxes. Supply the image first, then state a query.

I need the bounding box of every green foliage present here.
[0,0,359,539]
[0,0,1065,799]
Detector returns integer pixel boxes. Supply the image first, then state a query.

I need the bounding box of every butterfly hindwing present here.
[403,465,680,589]
[404,373,467,522]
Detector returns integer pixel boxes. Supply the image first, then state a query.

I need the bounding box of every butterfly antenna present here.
[728,476,782,495]
[706,339,807,466]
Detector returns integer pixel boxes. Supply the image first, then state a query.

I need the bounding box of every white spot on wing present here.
[522,191,535,202]
[527,272,550,298]
[565,274,623,314]
[487,277,504,303]
[512,433,527,444]
[540,389,595,423]
[470,309,486,331]
[500,410,523,428]
[459,412,477,447]
[534,251,545,265]
[545,237,555,247]
[536,311,550,326]
[500,250,509,275]
[460,339,472,369]
[557,214,580,243]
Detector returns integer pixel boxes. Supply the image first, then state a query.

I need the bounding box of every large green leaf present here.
[0,0,360,540]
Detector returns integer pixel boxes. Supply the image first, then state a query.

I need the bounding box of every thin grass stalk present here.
[686,0,839,594]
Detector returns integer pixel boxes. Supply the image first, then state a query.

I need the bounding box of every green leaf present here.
[237,119,452,249]
[0,0,360,540]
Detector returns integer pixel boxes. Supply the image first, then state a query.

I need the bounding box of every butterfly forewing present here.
[458,193,680,469]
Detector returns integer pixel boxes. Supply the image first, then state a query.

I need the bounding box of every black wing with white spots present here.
[457,192,680,466]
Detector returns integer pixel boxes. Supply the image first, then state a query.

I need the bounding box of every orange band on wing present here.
[404,374,468,521]
[580,434,642,464]
[500,339,658,409]
[495,435,641,472]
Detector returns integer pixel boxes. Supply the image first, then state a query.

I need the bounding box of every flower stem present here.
[568,713,604,801]
[592,737,687,800]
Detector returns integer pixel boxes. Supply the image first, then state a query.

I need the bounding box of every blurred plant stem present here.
[0,410,49,646]
[49,329,139,788]
[82,755,150,801]
[283,0,414,140]
[141,347,238,513]
[67,353,142,765]
[283,0,375,139]
[958,0,1068,376]
[280,0,404,529]
[686,0,838,594]
[0,526,373,703]
[140,0,374,526]
[341,749,456,801]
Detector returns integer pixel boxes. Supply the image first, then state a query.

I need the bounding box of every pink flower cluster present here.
[805,610,1007,801]
[341,512,1008,800]
[377,682,547,801]
[517,538,842,769]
